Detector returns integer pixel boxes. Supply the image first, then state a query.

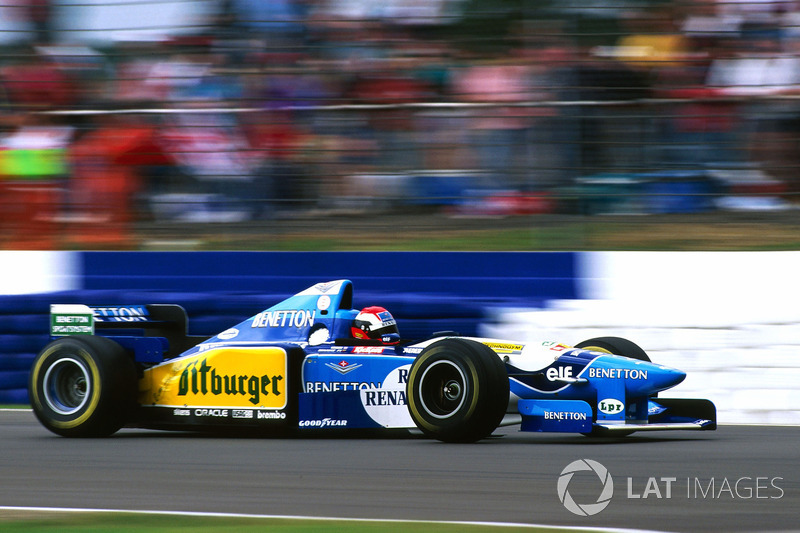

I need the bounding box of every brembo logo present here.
[557,459,614,516]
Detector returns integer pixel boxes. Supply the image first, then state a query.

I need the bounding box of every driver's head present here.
[351,306,400,344]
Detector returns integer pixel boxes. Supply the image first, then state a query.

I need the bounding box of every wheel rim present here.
[581,346,611,354]
[42,357,91,415]
[418,360,467,419]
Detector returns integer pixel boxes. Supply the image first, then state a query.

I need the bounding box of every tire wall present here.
[0,251,579,404]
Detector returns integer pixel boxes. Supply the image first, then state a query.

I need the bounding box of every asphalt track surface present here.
[1,410,798,532]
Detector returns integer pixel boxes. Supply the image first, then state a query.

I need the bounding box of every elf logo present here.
[546,366,574,381]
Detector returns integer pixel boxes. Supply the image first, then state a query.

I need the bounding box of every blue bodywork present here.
[55,279,716,437]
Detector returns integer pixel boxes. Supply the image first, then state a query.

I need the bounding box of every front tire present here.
[29,336,137,437]
[575,336,650,362]
[407,339,509,443]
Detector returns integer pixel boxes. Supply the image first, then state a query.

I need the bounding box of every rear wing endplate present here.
[50,304,96,335]
[50,303,201,355]
[51,304,176,336]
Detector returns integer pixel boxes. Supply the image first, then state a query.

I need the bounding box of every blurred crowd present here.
[1,0,800,246]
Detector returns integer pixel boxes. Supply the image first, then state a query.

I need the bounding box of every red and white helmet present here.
[351,306,400,344]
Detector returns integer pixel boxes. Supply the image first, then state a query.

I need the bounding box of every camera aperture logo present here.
[557,459,614,516]
[557,459,785,517]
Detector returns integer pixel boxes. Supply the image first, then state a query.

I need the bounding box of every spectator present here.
[0,110,71,248]
[66,112,163,246]
[448,51,535,187]
[1,49,75,109]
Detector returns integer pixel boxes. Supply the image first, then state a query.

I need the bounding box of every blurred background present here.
[1,0,799,251]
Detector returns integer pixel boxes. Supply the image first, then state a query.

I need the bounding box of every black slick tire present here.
[29,335,137,437]
[407,338,509,443]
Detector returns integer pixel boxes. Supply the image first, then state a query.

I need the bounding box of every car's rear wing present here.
[51,303,187,334]
[50,303,204,356]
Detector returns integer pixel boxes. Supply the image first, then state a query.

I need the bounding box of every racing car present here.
[29,280,716,442]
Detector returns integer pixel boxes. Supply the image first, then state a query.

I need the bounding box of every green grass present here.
[201,225,604,251]
[174,214,800,252]
[0,513,586,533]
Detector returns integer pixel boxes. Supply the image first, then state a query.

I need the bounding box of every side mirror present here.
[308,323,330,346]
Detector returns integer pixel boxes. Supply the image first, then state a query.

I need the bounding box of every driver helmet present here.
[351,306,400,344]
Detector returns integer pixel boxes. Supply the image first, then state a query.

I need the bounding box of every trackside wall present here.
[0,251,578,404]
[2,251,798,425]
[482,251,800,425]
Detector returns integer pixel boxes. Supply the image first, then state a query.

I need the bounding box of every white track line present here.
[0,506,671,533]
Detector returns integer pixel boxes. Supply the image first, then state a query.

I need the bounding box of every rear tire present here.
[29,336,137,437]
[407,339,509,443]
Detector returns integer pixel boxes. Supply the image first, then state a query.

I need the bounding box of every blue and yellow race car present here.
[29,280,716,442]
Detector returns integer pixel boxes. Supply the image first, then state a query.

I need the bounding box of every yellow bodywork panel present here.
[139,346,288,410]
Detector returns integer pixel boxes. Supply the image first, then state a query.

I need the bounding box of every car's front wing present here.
[516,397,716,435]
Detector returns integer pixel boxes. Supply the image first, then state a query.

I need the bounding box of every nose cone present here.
[587,356,688,397]
[647,364,686,393]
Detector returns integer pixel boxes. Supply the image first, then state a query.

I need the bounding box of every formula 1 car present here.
[29,280,716,442]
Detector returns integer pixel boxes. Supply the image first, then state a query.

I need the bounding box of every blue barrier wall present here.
[0,251,579,404]
[81,251,578,298]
